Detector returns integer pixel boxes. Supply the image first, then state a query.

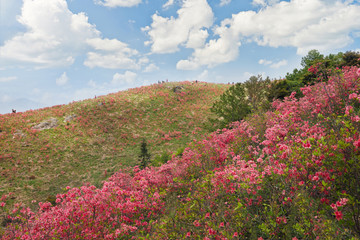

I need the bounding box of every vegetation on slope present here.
[0,81,229,211]
[269,50,360,100]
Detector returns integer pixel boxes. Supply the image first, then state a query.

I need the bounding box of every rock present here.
[64,114,77,122]
[32,118,58,130]
[173,86,184,93]
[13,130,26,139]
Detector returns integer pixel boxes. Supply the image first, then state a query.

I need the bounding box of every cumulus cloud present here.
[84,38,140,69]
[234,0,360,54]
[177,0,360,70]
[56,72,69,86]
[162,0,175,9]
[259,59,287,68]
[270,59,287,69]
[219,0,231,6]
[252,0,280,7]
[144,63,160,72]
[0,0,100,68]
[112,71,137,84]
[0,0,141,70]
[143,0,214,54]
[138,57,150,65]
[0,76,17,82]
[94,0,141,7]
[176,22,241,70]
[258,59,272,65]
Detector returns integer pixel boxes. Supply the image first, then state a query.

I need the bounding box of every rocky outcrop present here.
[32,118,58,130]
[64,114,77,122]
[172,86,184,93]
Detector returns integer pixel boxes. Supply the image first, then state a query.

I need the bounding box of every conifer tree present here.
[139,139,151,169]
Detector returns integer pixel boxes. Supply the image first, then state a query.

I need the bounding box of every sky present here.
[0,0,360,114]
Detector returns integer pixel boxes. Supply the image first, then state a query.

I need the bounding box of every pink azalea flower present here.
[303,141,311,149]
[354,139,360,148]
[335,211,343,220]
[312,175,319,181]
[349,93,358,99]
[193,220,201,227]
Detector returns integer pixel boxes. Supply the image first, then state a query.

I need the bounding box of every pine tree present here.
[139,139,151,169]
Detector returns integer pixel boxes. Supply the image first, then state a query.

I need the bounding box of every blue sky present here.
[1,0,360,114]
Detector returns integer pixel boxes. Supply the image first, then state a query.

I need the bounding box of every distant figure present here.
[12,109,16,113]
[195,80,198,83]
[166,79,168,82]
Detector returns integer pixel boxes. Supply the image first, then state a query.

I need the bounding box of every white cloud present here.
[162,0,175,9]
[259,59,287,68]
[0,76,17,82]
[186,29,209,49]
[0,0,100,68]
[144,0,214,54]
[178,0,360,70]
[139,57,150,65]
[84,38,140,69]
[94,0,141,7]
[112,71,137,84]
[176,59,201,70]
[252,0,266,6]
[56,72,69,86]
[252,0,280,7]
[144,63,159,72]
[235,0,360,54]
[270,59,287,69]
[259,59,272,65]
[176,23,241,69]
[219,0,231,6]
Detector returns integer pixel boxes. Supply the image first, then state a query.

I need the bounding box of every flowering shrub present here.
[1,67,360,239]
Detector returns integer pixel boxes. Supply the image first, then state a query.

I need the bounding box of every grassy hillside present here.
[0,81,229,208]
[2,66,360,239]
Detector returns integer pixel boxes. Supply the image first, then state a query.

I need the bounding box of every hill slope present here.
[0,81,229,207]
[2,67,360,239]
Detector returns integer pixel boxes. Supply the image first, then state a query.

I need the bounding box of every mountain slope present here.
[0,81,229,207]
[2,67,360,239]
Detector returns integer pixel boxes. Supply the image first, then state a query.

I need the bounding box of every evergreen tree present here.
[139,139,151,169]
